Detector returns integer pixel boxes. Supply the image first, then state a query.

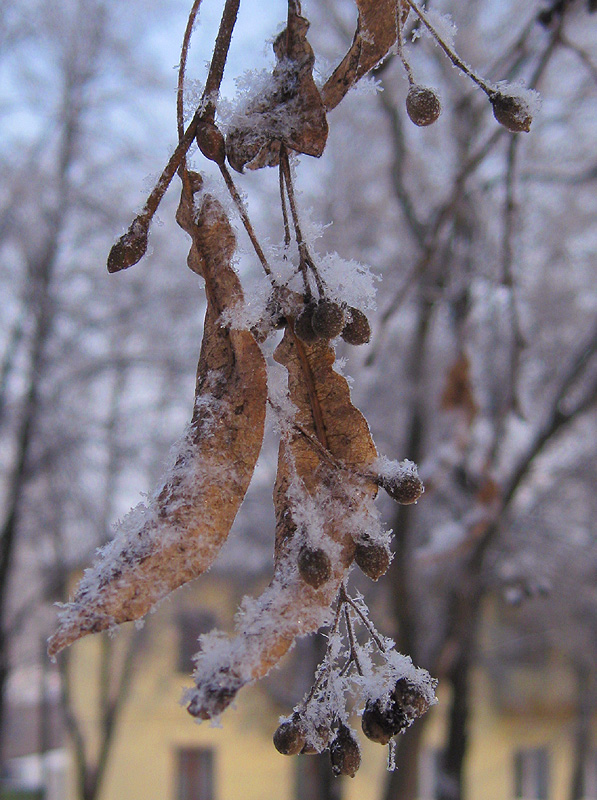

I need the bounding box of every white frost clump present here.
[317,252,378,311]
[491,79,542,117]
[374,455,420,484]
[423,9,458,50]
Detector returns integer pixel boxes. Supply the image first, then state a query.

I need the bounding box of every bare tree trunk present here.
[569,663,594,800]
[437,651,473,800]
[383,719,428,800]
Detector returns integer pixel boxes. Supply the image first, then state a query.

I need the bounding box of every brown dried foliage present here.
[226,7,328,172]
[48,187,267,657]
[321,0,408,110]
[184,327,379,714]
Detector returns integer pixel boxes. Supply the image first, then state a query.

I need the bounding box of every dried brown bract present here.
[48,189,267,657]
[226,7,328,172]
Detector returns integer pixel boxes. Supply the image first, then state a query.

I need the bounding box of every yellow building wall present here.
[64,577,585,800]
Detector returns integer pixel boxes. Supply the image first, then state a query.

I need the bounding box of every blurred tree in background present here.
[0,1,596,799]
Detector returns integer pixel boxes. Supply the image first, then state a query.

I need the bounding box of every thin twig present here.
[340,586,387,653]
[403,0,494,96]
[279,160,291,250]
[177,0,203,141]
[202,0,241,120]
[279,146,325,296]
[344,605,363,676]
[218,164,272,276]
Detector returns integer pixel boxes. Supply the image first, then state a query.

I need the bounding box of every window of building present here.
[177,610,217,673]
[513,747,549,800]
[176,747,214,800]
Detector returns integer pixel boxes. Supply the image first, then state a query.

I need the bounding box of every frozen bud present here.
[298,545,332,589]
[187,684,238,720]
[251,296,286,343]
[273,716,306,755]
[330,724,361,778]
[490,92,532,133]
[312,299,345,339]
[341,307,371,346]
[187,667,242,720]
[301,723,331,754]
[361,699,398,745]
[393,677,430,720]
[355,541,391,581]
[196,120,226,164]
[379,472,424,505]
[406,85,441,127]
[107,219,148,273]
[294,303,320,344]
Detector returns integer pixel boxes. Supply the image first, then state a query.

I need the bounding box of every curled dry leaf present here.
[185,327,378,718]
[48,188,267,658]
[321,0,409,111]
[226,7,328,172]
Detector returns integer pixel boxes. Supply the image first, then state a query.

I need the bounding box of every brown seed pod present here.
[273,716,306,755]
[294,303,320,344]
[187,669,242,720]
[393,677,430,719]
[354,541,391,581]
[196,120,226,164]
[298,545,332,589]
[341,307,371,346]
[300,723,332,754]
[361,699,397,745]
[311,299,345,339]
[107,220,148,273]
[330,724,361,778]
[406,85,441,127]
[379,472,424,505]
[490,91,532,133]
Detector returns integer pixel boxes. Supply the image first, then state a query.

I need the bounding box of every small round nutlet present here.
[406,85,441,127]
[393,678,431,720]
[341,308,371,346]
[330,724,361,778]
[312,299,345,339]
[107,220,148,273]
[361,700,396,745]
[294,303,320,344]
[187,685,238,720]
[298,545,332,589]
[196,120,226,164]
[355,541,391,581]
[490,92,532,133]
[380,473,424,505]
[273,717,306,755]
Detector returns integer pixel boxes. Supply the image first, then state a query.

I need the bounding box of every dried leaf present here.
[48,189,267,657]
[185,328,378,718]
[440,353,477,422]
[226,9,328,172]
[321,0,409,111]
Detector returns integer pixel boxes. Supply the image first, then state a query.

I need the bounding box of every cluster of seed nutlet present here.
[361,677,430,745]
[292,461,422,592]
[272,588,434,777]
[396,1,535,134]
[293,296,371,347]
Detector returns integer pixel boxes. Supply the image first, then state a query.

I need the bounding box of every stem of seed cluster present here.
[202,0,241,120]
[279,161,292,250]
[341,588,387,653]
[279,147,325,296]
[218,164,273,276]
[344,606,363,676]
[395,0,414,85]
[404,0,494,96]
